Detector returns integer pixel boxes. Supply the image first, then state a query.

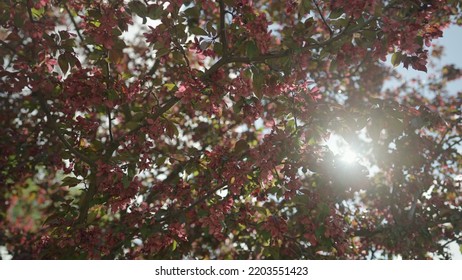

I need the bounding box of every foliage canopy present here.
[1,0,462,259]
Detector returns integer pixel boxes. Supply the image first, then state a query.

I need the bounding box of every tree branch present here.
[0,40,23,58]
[155,183,226,223]
[26,4,36,23]
[107,107,114,143]
[104,96,180,159]
[34,92,94,166]
[76,172,97,225]
[313,0,333,37]
[35,91,98,226]
[107,16,377,157]
[64,4,92,54]
[439,236,462,250]
[218,0,228,57]
[97,12,378,228]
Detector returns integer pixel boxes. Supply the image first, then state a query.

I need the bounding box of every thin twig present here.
[26,5,36,23]
[111,14,376,154]
[155,183,227,223]
[0,40,23,58]
[64,4,92,53]
[218,0,228,57]
[76,172,97,225]
[104,96,180,158]
[313,0,333,37]
[107,107,114,143]
[34,92,94,166]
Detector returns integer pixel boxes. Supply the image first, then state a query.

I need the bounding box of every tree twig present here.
[76,172,97,225]
[155,183,227,223]
[218,0,228,57]
[34,92,94,166]
[64,4,92,53]
[313,0,333,37]
[107,107,114,143]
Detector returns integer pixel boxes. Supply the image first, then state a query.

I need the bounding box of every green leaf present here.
[205,21,216,36]
[391,52,402,67]
[61,177,81,187]
[172,239,178,251]
[156,48,170,58]
[266,246,280,259]
[122,175,131,189]
[147,5,162,20]
[315,225,325,239]
[164,83,177,91]
[329,9,343,19]
[252,68,264,98]
[87,209,99,224]
[246,40,259,59]
[164,120,178,139]
[233,99,244,114]
[13,13,24,28]
[31,7,45,20]
[107,89,118,101]
[189,26,208,36]
[125,121,139,130]
[234,139,249,155]
[183,7,200,19]
[298,0,312,15]
[213,41,223,56]
[156,156,167,166]
[199,40,212,50]
[128,1,147,17]
[362,30,377,41]
[58,54,69,74]
[287,118,296,133]
[316,203,330,221]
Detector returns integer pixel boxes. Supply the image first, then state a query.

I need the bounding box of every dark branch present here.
[64,4,92,53]
[34,92,94,166]
[107,107,114,143]
[76,172,97,225]
[313,0,333,37]
[155,183,226,223]
[26,5,36,23]
[0,40,23,58]
[218,0,228,57]
[109,15,376,156]
[104,96,180,159]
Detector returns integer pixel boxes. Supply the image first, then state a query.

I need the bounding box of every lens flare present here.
[326,134,358,165]
[340,146,358,164]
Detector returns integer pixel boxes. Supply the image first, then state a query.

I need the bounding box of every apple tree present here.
[1,0,462,259]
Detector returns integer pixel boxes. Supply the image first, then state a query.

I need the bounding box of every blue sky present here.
[392,25,462,95]
[397,24,462,259]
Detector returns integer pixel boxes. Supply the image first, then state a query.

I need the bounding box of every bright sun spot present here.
[326,134,359,165]
[339,146,358,163]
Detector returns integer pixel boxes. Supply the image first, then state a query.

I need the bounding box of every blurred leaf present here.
[199,39,212,50]
[172,239,178,251]
[252,68,264,98]
[391,52,402,67]
[61,177,81,187]
[234,139,249,155]
[58,54,69,74]
[189,26,208,36]
[246,40,259,59]
[128,1,147,17]
[329,9,343,19]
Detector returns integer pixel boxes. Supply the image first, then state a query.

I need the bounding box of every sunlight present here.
[339,145,359,164]
[326,134,359,165]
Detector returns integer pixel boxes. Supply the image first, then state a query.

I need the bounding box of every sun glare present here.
[340,146,358,163]
[326,134,359,165]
